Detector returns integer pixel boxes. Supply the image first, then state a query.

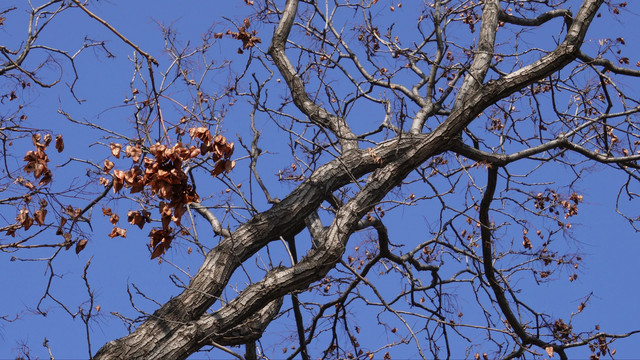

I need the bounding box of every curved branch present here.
[498,8,572,27]
[479,167,567,359]
[577,50,640,77]
[451,135,640,169]
[268,0,358,151]
[189,202,231,237]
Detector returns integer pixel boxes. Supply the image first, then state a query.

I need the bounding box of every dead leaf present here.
[110,143,122,158]
[104,159,115,172]
[17,208,34,230]
[108,226,127,238]
[225,159,236,173]
[34,209,47,226]
[125,145,142,162]
[211,160,226,177]
[75,239,88,254]
[109,213,119,225]
[113,169,125,193]
[55,135,64,153]
[128,210,151,229]
[545,346,554,357]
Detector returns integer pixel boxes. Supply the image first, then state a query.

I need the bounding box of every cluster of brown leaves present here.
[226,18,261,54]
[7,134,63,237]
[101,207,127,242]
[128,209,151,229]
[189,127,235,177]
[533,190,583,219]
[357,27,381,56]
[588,334,615,359]
[105,128,234,259]
[553,319,576,344]
[460,8,479,33]
[9,199,47,237]
[23,133,64,186]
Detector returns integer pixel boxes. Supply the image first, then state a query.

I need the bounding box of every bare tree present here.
[3,0,640,359]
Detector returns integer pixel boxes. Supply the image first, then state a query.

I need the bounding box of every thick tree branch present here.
[577,50,640,76]
[452,0,500,109]
[498,8,572,27]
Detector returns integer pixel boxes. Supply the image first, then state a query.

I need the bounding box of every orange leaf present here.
[104,159,115,172]
[64,235,73,250]
[110,143,122,158]
[128,210,151,229]
[32,133,41,147]
[189,127,212,143]
[151,244,165,259]
[149,228,173,259]
[188,146,201,159]
[125,145,142,162]
[214,134,226,145]
[18,208,34,230]
[109,213,119,225]
[223,142,235,158]
[113,169,125,193]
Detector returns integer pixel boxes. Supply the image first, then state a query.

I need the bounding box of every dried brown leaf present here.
[108,226,127,238]
[125,145,142,162]
[34,209,47,226]
[211,160,226,177]
[55,135,64,153]
[75,239,88,254]
[545,346,554,357]
[110,143,122,158]
[104,159,115,172]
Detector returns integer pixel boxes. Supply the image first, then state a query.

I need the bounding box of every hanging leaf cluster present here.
[23,133,64,187]
[189,127,235,177]
[106,127,234,259]
[7,134,64,237]
[226,18,261,54]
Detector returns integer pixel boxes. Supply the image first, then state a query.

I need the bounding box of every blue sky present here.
[2,1,640,359]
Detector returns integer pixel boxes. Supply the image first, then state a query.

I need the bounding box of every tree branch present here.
[268,0,358,151]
